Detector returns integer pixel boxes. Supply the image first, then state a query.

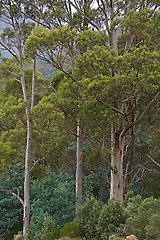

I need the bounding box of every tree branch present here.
[0,188,24,206]
[0,41,19,62]
[121,91,160,138]
[148,155,160,168]
[67,0,100,30]
[111,106,125,116]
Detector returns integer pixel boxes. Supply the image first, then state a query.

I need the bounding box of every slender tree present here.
[0,0,36,237]
[25,0,97,207]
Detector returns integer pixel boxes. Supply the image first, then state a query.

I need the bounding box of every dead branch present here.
[0,188,24,206]
[111,106,125,116]
[30,157,45,171]
[148,155,160,168]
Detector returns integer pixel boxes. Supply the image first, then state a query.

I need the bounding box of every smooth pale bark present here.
[23,116,32,237]
[110,123,125,202]
[20,59,36,238]
[19,62,31,237]
[76,118,83,208]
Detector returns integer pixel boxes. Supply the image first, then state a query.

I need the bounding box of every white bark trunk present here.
[110,124,125,202]
[20,63,30,238]
[23,116,32,238]
[31,59,36,109]
[76,118,83,208]
[20,59,36,238]
[110,0,118,56]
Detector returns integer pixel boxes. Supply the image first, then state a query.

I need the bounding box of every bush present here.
[125,197,160,240]
[76,197,102,240]
[0,163,24,239]
[124,194,142,218]
[59,221,80,238]
[97,198,125,240]
[146,213,160,239]
[31,169,76,228]
[14,232,23,240]
[146,213,160,240]
[39,215,58,240]
[27,215,59,240]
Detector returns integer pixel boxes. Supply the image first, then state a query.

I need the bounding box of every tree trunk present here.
[110,123,125,202]
[20,59,35,238]
[76,118,83,209]
[23,116,32,238]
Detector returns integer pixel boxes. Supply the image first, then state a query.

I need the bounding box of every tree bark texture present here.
[110,123,125,202]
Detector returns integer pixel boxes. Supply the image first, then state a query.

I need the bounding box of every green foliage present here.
[31,169,76,229]
[146,213,160,240]
[39,215,58,240]
[125,197,160,240]
[13,231,23,240]
[0,163,24,239]
[83,171,110,202]
[1,1,160,239]
[124,193,142,218]
[27,215,59,240]
[76,197,102,240]
[25,25,76,58]
[59,221,80,238]
[75,29,107,51]
[97,198,125,240]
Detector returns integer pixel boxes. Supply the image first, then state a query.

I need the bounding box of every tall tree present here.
[65,0,160,201]
[25,0,98,207]
[0,0,36,237]
[79,0,160,201]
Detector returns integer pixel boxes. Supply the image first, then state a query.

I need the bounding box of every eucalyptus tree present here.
[63,0,160,202]
[24,0,160,207]
[25,0,100,208]
[0,0,37,237]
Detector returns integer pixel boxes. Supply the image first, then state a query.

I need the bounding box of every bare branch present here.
[78,124,117,173]
[0,188,24,206]
[111,106,125,116]
[148,155,160,168]
[30,157,45,171]
[0,41,19,62]
[67,0,100,30]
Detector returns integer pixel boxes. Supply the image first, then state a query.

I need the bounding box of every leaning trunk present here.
[110,124,125,202]
[76,118,83,209]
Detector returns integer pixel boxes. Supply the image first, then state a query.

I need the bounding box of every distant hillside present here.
[36,59,57,79]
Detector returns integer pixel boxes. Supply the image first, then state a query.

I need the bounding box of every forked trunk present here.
[110,123,125,202]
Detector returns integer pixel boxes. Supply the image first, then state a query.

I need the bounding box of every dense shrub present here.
[125,197,160,240]
[76,197,102,240]
[39,215,59,240]
[0,163,24,240]
[59,221,80,238]
[146,213,160,239]
[124,194,142,218]
[27,215,58,240]
[31,169,76,228]
[97,198,125,240]
[13,232,23,240]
